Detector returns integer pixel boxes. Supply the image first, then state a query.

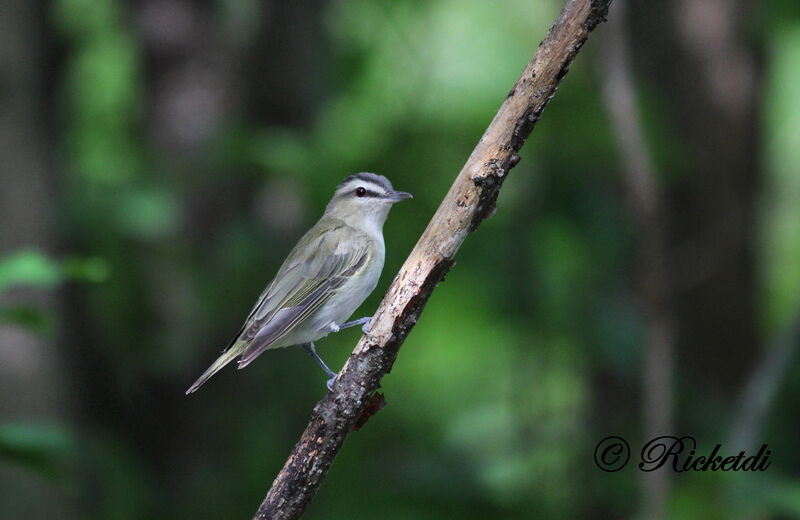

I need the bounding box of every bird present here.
[186,172,412,394]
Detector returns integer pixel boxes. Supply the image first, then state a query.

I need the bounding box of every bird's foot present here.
[339,316,372,333]
[325,322,340,333]
[326,374,338,391]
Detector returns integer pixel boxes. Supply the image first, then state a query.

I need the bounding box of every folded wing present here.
[235,221,370,367]
[185,219,370,394]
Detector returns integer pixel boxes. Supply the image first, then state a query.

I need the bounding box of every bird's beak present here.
[388,190,413,202]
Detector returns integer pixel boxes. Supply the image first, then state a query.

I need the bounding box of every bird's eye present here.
[355,187,366,197]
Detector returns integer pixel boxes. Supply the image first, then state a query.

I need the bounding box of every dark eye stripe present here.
[353,188,382,198]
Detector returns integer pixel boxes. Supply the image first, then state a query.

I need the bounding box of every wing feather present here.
[234,219,370,367]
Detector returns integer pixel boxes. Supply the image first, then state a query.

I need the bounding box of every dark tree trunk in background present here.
[599,2,675,517]
[79,1,330,516]
[248,0,328,127]
[138,0,239,156]
[630,0,762,397]
[58,1,329,517]
[134,0,331,352]
[0,0,72,517]
[136,1,245,508]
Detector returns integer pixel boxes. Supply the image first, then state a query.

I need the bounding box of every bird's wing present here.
[234,220,371,368]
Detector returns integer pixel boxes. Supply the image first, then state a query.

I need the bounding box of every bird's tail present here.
[185,342,245,395]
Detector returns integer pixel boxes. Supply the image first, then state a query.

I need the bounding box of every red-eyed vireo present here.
[186,173,412,394]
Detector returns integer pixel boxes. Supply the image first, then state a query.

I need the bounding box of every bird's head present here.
[324,172,412,230]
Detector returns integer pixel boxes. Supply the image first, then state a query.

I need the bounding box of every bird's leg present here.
[338,316,372,334]
[303,342,338,390]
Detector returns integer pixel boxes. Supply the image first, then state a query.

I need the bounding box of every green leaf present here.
[62,256,110,283]
[113,188,179,239]
[0,423,73,478]
[0,306,54,333]
[0,250,62,292]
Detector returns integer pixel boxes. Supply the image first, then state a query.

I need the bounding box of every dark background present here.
[1,0,799,518]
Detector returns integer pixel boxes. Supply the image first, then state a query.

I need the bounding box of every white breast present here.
[283,237,385,347]
[325,238,384,326]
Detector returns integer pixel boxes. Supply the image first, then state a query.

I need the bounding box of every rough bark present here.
[252,1,612,518]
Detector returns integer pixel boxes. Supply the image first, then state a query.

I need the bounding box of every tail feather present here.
[185,342,245,395]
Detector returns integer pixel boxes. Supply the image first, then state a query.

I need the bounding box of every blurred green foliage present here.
[764,25,800,329]
[0,423,73,479]
[0,251,108,333]
[0,250,109,292]
[0,251,62,292]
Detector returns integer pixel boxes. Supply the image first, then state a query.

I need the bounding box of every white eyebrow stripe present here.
[336,180,388,196]
[338,172,393,191]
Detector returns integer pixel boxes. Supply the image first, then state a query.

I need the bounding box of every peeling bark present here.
[253,1,612,518]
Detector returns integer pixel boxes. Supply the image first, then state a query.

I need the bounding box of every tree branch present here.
[253,1,611,518]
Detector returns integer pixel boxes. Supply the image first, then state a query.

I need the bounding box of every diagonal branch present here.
[254,1,611,518]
